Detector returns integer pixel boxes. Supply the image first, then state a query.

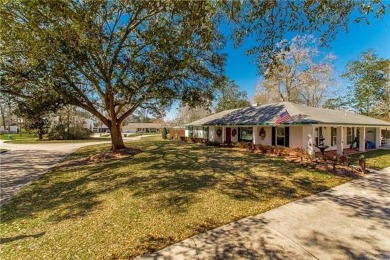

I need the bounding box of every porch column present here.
[359,127,365,152]
[307,125,315,156]
[376,127,381,148]
[336,126,344,155]
[253,126,259,144]
[209,126,215,142]
[222,126,226,144]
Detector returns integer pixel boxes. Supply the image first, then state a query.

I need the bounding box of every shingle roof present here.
[186,102,390,127]
[122,123,168,130]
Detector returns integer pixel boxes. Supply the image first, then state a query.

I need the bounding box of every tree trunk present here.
[37,127,44,140]
[7,102,12,134]
[18,117,22,136]
[66,107,70,139]
[110,123,126,151]
[0,104,6,133]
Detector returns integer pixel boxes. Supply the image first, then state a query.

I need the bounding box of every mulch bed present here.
[58,148,143,167]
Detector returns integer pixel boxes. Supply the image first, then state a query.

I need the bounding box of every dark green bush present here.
[68,126,92,139]
[205,140,221,146]
[48,124,92,140]
[48,124,67,140]
[161,127,168,140]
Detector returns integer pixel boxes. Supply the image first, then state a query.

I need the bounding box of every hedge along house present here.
[184,102,390,156]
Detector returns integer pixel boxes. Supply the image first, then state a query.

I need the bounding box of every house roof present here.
[122,123,168,130]
[185,102,390,127]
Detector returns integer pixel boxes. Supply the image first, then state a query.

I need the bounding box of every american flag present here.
[274,111,292,125]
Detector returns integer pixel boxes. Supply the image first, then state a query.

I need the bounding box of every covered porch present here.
[186,123,384,156]
[308,125,382,156]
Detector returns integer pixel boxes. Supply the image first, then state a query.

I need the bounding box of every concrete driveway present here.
[139,167,390,259]
[0,136,149,206]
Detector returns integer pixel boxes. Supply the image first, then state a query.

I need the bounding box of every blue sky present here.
[225,12,390,100]
[166,11,390,120]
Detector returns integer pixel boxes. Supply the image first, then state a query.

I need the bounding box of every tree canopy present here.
[231,0,387,73]
[343,50,390,119]
[1,1,224,150]
[215,78,250,112]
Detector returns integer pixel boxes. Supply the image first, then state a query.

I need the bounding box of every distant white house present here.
[0,125,19,134]
[185,102,390,155]
[93,124,110,133]
[83,119,94,131]
[122,123,168,133]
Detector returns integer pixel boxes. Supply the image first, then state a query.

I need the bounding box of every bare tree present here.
[298,57,335,107]
[174,104,211,126]
[253,35,335,107]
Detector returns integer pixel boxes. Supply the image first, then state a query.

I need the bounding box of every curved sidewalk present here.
[139,167,390,259]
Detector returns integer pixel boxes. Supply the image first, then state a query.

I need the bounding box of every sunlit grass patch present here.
[350,149,390,170]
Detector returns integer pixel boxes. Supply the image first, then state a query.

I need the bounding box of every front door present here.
[225,128,231,143]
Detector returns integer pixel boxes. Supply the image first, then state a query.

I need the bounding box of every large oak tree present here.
[1,1,224,150]
[1,0,387,150]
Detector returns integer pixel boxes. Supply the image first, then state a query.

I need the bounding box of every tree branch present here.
[118,96,146,124]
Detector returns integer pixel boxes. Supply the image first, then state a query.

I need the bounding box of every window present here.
[277,127,285,146]
[383,129,390,139]
[331,127,337,146]
[347,127,355,145]
[186,126,194,138]
[315,127,323,146]
[203,127,209,140]
[240,127,253,142]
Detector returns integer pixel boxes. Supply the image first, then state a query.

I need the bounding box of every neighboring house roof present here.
[186,102,390,127]
[122,123,168,130]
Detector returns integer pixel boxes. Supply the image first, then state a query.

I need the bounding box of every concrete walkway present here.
[139,167,390,259]
[0,136,149,206]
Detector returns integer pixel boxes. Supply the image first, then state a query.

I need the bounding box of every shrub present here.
[273,147,285,156]
[68,126,92,139]
[205,140,220,146]
[233,142,252,149]
[48,124,92,140]
[258,145,268,154]
[323,154,336,162]
[48,124,67,140]
[291,147,307,157]
[161,127,168,140]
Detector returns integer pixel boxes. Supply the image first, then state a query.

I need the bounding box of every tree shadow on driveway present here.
[0,150,67,206]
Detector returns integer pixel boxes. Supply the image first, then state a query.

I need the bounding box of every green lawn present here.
[351,149,390,170]
[2,132,158,143]
[123,132,160,137]
[0,137,351,259]
[2,134,111,143]
[0,132,38,141]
